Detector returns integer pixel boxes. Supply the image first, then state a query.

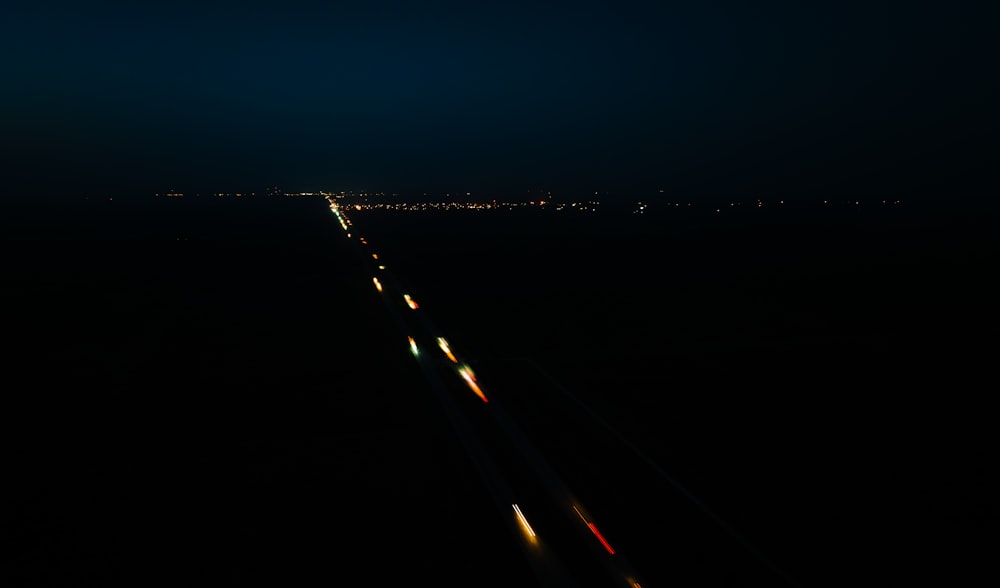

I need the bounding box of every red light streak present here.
[588,523,615,554]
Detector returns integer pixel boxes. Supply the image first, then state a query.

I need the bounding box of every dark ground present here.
[3,193,998,586]
[348,195,999,586]
[2,196,539,586]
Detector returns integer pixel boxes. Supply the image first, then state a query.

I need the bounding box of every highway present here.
[327,197,798,587]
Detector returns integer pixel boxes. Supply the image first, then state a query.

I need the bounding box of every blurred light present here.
[588,523,615,554]
[573,505,616,553]
[437,338,458,363]
[513,504,536,540]
[458,365,488,402]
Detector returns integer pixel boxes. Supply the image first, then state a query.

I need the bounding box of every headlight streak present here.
[513,504,537,540]
[437,337,458,363]
[458,364,489,403]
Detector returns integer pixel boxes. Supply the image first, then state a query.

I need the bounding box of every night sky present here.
[3,0,995,200]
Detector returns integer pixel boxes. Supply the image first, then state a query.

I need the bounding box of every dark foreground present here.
[3,194,997,586]
[348,196,999,586]
[4,197,540,586]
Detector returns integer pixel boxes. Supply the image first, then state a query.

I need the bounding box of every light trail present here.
[458,365,489,403]
[513,504,537,540]
[437,337,458,363]
[573,505,616,555]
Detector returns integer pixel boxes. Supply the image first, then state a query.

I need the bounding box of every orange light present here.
[373,277,382,292]
[437,337,458,363]
[573,505,616,554]
[404,294,419,309]
[458,366,488,403]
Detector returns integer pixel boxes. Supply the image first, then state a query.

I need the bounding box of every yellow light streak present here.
[437,337,458,363]
[513,504,536,539]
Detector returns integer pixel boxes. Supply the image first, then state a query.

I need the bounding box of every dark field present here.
[332,196,999,586]
[3,194,997,586]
